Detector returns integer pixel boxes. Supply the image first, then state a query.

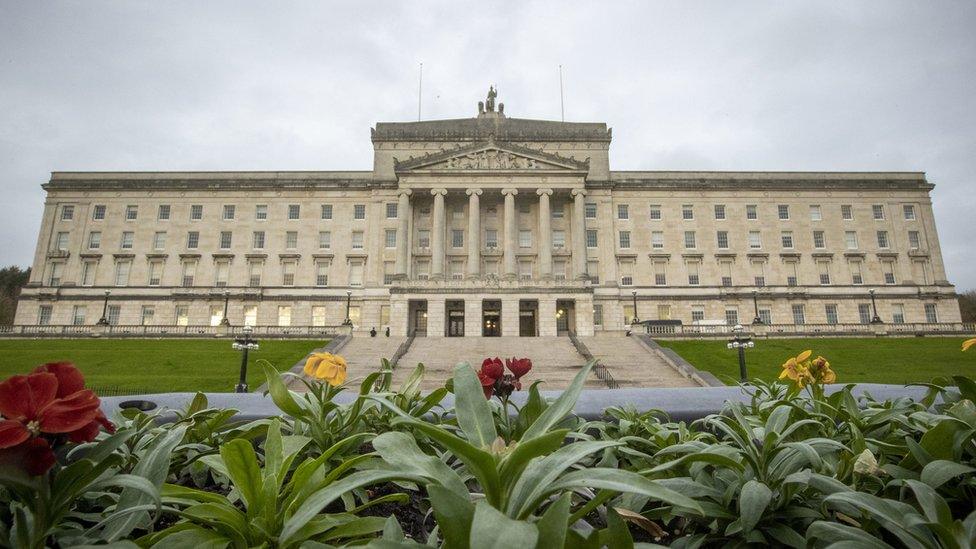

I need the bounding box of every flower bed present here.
[1,345,975,547]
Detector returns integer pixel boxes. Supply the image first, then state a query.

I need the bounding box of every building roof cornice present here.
[605,171,933,191]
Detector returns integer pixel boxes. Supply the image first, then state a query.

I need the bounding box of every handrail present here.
[389,335,416,370]
[568,332,620,390]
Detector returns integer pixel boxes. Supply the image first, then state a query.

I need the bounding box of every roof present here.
[372,115,611,143]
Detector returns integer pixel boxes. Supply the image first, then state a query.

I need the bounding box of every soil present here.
[359,483,434,542]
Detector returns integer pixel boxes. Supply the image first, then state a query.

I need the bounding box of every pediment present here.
[394,140,589,172]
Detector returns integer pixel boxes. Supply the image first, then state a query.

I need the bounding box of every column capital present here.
[571,188,587,198]
[430,188,448,197]
[465,188,483,197]
[536,188,553,197]
[501,188,519,196]
[397,189,413,198]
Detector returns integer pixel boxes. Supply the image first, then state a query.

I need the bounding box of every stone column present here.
[395,190,412,278]
[537,188,553,279]
[538,299,557,336]
[572,189,587,279]
[430,188,447,280]
[502,188,518,279]
[466,188,482,279]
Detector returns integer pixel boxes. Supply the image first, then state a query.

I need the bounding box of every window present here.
[214,261,229,287]
[883,262,896,284]
[209,305,223,327]
[519,230,532,248]
[147,261,163,286]
[244,305,257,327]
[114,261,131,286]
[321,204,333,220]
[892,304,905,324]
[720,261,733,287]
[752,261,766,287]
[316,262,330,286]
[38,305,52,326]
[158,204,170,220]
[181,261,197,287]
[687,262,700,286]
[725,308,739,326]
[716,231,729,249]
[617,204,629,220]
[219,231,232,249]
[286,231,298,249]
[619,262,634,286]
[281,262,296,286]
[657,304,672,321]
[586,229,598,248]
[714,204,725,220]
[781,231,794,249]
[791,304,806,325]
[593,304,603,326]
[55,232,69,251]
[810,205,822,221]
[649,204,661,220]
[519,203,530,214]
[786,261,799,286]
[654,262,666,286]
[81,261,96,286]
[691,306,705,322]
[416,260,430,280]
[553,260,567,280]
[386,229,398,248]
[903,205,916,221]
[141,306,155,326]
[418,230,430,248]
[746,204,758,220]
[172,304,189,326]
[451,229,463,248]
[348,261,362,286]
[845,231,858,249]
[384,262,396,284]
[311,306,326,327]
[72,305,86,326]
[278,306,292,327]
[319,231,331,249]
[386,202,398,218]
[651,231,664,249]
[850,261,863,285]
[877,230,889,249]
[587,260,599,284]
[256,204,268,220]
[48,263,63,286]
[56,204,74,221]
[684,231,696,249]
[618,231,631,249]
[908,230,920,249]
[585,203,597,218]
[813,230,825,249]
[825,304,839,324]
[748,231,762,249]
[682,204,694,220]
[450,260,464,280]
[222,205,235,220]
[857,304,871,324]
[778,205,789,220]
[872,204,885,220]
[551,204,564,219]
[818,261,831,285]
[925,303,938,323]
[125,205,138,220]
[485,229,498,248]
[253,231,265,249]
[120,231,134,249]
[249,261,263,286]
[288,204,300,219]
[552,230,565,248]
[153,231,166,250]
[348,305,361,327]
[106,305,121,325]
[92,204,106,220]
[354,204,366,220]
[759,309,772,325]
[352,231,364,249]
[519,260,533,281]
[190,205,203,220]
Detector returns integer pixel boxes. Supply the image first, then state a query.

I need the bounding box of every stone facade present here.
[15,93,961,335]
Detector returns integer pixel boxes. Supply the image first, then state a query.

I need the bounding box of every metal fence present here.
[0,324,346,339]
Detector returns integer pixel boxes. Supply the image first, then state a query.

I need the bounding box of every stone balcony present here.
[389,276,592,294]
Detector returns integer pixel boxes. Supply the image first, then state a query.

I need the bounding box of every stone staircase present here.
[394,336,605,391]
[578,334,698,388]
[338,335,407,382]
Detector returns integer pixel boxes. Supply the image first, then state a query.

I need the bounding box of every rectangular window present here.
[786,261,799,287]
[778,205,789,220]
[813,230,825,249]
[746,204,758,220]
[617,204,629,220]
[222,204,235,220]
[349,261,364,286]
[903,204,916,220]
[850,261,863,285]
[72,305,86,326]
[651,231,664,249]
[209,305,223,327]
[586,229,598,248]
[244,305,258,327]
[485,229,498,248]
[157,205,170,220]
[620,262,634,286]
[552,230,566,248]
[316,262,330,286]
[311,306,326,327]
[141,306,155,326]
[519,260,533,281]
[858,304,872,324]
[553,259,567,281]
[892,303,905,324]
[721,262,733,287]
[249,261,262,286]
[278,306,292,327]
[810,205,822,221]
[818,262,831,285]
[714,204,725,220]
[877,230,889,249]
[519,230,532,248]
[551,204,564,219]
[585,203,597,218]
[175,305,190,326]
[286,231,298,249]
[81,261,96,286]
[214,261,229,287]
[351,231,364,249]
[416,260,430,280]
[758,309,772,325]
[687,262,700,286]
[386,202,398,218]
[725,308,739,326]
[120,231,134,249]
[618,231,631,249]
[682,204,694,220]
[649,204,662,220]
[657,304,672,321]
[288,204,300,220]
[181,261,196,287]
[153,231,166,250]
[841,204,854,220]
[716,231,729,249]
[587,260,599,284]
[190,204,203,220]
[386,229,398,248]
[449,260,464,280]
[872,204,885,220]
[792,304,806,325]
[92,204,106,220]
[691,306,705,322]
[845,231,858,249]
[418,230,430,248]
[48,263,63,286]
[106,305,121,325]
[281,262,296,286]
[451,229,463,248]
[593,304,603,326]
[883,262,896,284]
[319,231,331,249]
[925,303,938,323]
[255,204,268,220]
[748,230,762,249]
[384,261,396,284]
[125,205,138,220]
[114,261,131,286]
[320,204,333,220]
[55,232,69,251]
[825,304,839,324]
[752,261,766,287]
[253,231,265,249]
[908,230,920,249]
[781,231,794,249]
[38,305,52,326]
[684,231,696,249]
[219,231,232,249]
[654,262,666,286]
[353,204,366,220]
[147,261,163,286]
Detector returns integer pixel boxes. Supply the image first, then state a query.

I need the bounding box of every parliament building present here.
[15,90,961,336]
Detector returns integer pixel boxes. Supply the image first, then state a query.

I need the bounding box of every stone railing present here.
[642,321,976,339]
[0,324,350,339]
[390,276,590,292]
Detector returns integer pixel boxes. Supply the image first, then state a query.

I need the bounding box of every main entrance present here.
[556,299,576,336]
[446,300,464,337]
[408,300,428,336]
[482,300,501,337]
[519,299,538,337]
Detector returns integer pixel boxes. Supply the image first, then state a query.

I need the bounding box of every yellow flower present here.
[809,356,836,384]
[779,357,811,387]
[796,350,812,362]
[303,352,348,386]
[963,338,976,352]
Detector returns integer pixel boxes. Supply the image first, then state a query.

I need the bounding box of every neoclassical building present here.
[15,91,961,336]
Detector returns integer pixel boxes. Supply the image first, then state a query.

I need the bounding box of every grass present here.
[0,339,328,394]
[657,337,975,386]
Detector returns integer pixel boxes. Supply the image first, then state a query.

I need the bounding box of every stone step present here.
[579,334,699,388]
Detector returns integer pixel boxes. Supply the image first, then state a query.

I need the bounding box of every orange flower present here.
[303,353,348,386]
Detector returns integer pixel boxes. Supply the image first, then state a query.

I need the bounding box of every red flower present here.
[478,357,532,399]
[33,362,115,441]
[506,358,532,379]
[478,358,505,398]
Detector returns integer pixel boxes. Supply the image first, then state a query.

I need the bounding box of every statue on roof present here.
[486,86,497,112]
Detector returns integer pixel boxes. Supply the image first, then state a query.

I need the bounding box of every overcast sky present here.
[1,1,974,290]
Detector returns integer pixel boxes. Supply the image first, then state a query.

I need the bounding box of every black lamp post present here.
[751,290,762,325]
[220,290,231,326]
[343,290,353,326]
[96,290,111,326]
[232,325,259,393]
[869,288,883,324]
[727,324,755,382]
[630,290,640,324]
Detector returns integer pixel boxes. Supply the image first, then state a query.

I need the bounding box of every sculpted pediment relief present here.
[394,141,589,172]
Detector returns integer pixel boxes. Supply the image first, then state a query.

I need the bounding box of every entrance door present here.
[409,300,427,336]
[519,300,538,337]
[556,300,575,336]
[448,310,465,337]
[483,300,501,337]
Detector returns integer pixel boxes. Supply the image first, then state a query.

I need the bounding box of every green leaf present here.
[453,363,498,448]
[535,493,571,549]
[806,521,896,548]
[521,360,594,442]
[262,362,307,418]
[919,418,968,460]
[739,480,772,533]
[186,392,209,415]
[219,439,263,513]
[429,484,475,549]
[498,429,569,491]
[152,525,231,549]
[920,459,975,488]
[400,363,426,399]
[903,480,952,524]
[322,516,389,541]
[599,508,634,549]
[181,502,249,546]
[373,431,468,497]
[470,500,538,549]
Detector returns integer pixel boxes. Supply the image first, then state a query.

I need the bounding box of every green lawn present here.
[0,339,328,394]
[657,337,975,386]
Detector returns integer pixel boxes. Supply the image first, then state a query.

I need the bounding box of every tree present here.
[959,290,976,323]
[0,266,30,326]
